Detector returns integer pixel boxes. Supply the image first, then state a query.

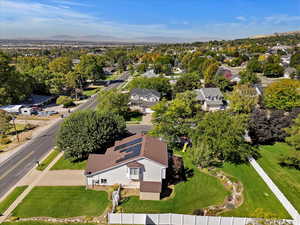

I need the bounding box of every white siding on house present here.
[138,158,165,182]
[86,158,166,187]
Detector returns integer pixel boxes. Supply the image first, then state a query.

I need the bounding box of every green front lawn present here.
[258,143,300,212]
[82,87,102,97]
[37,150,60,171]
[51,156,87,170]
[12,186,109,218]
[0,186,28,214]
[220,163,290,218]
[120,153,229,214]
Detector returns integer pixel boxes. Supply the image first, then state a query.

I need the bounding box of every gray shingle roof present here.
[131,88,161,98]
[195,88,223,106]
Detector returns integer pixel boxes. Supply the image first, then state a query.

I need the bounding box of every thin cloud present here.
[236,16,246,21]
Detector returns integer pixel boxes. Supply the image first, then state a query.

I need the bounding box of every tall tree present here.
[191,111,255,165]
[56,110,126,161]
[0,110,12,138]
[264,79,300,110]
[227,84,259,113]
[150,91,202,143]
[97,89,130,119]
[48,57,73,74]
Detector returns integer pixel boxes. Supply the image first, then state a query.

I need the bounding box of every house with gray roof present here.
[142,69,159,78]
[195,88,225,111]
[130,88,161,113]
[85,134,168,200]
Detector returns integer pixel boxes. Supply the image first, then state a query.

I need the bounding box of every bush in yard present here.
[279,151,300,170]
[0,137,11,145]
[56,110,126,161]
[56,96,75,108]
[166,155,186,185]
[248,108,300,145]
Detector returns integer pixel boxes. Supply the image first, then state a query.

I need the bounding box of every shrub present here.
[56,96,75,108]
[0,137,11,145]
[279,151,300,170]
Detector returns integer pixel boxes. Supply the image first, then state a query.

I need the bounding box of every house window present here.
[130,168,139,175]
[101,179,107,184]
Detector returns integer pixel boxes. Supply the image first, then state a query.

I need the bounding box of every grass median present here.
[37,150,60,171]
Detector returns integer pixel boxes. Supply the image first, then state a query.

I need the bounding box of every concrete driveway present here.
[20,170,85,186]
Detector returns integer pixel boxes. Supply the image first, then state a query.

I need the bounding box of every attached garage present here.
[140,181,161,200]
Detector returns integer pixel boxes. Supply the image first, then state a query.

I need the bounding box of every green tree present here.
[240,70,259,85]
[285,114,300,150]
[0,110,12,138]
[290,52,300,67]
[56,96,74,108]
[48,57,73,74]
[191,111,255,165]
[201,58,219,85]
[247,58,263,73]
[264,79,300,110]
[97,89,130,118]
[173,73,201,94]
[263,63,284,78]
[150,91,202,143]
[128,77,172,98]
[75,55,104,81]
[56,110,126,161]
[227,84,259,113]
[0,51,32,106]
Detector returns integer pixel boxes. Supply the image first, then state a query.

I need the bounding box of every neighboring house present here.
[85,134,168,200]
[216,67,241,83]
[172,67,184,74]
[0,105,35,115]
[142,69,159,78]
[103,67,116,75]
[72,59,80,65]
[22,95,55,107]
[130,88,161,113]
[0,105,24,114]
[284,67,297,78]
[281,55,291,67]
[195,88,225,111]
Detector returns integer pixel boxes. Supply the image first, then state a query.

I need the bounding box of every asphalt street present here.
[0,73,134,198]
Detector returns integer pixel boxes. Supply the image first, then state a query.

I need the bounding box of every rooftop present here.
[85,134,168,175]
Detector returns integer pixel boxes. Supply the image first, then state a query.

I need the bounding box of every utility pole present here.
[12,117,20,143]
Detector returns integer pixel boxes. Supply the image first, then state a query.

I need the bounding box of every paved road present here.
[0,73,129,198]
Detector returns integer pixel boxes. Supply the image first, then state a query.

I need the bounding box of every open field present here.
[258,143,300,212]
[120,153,229,214]
[221,163,290,218]
[12,186,109,218]
[0,186,27,214]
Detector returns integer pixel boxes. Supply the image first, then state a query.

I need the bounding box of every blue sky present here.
[1,0,300,41]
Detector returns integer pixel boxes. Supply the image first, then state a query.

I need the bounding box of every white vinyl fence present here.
[249,157,300,224]
[108,213,295,225]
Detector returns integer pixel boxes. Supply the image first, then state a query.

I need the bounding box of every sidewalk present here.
[0,151,64,223]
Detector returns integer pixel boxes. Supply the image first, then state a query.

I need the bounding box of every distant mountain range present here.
[45,34,220,43]
[250,30,300,39]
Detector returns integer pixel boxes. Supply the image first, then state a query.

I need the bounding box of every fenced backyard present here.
[108,213,295,225]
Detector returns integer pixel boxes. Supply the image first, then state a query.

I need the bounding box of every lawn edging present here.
[249,157,299,222]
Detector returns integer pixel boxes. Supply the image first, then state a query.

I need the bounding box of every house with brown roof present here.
[85,134,168,200]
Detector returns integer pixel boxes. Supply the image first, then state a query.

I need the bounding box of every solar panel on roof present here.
[116,144,142,163]
[114,138,143,151]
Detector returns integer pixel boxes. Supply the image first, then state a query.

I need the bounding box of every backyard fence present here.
[108,213,296,225]
[248,157,300,224]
